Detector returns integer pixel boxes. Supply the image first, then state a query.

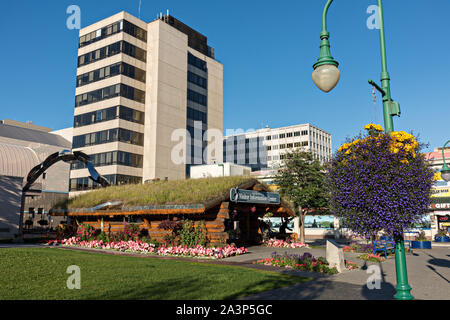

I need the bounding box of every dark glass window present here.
[78,41,146,67]
[187,107,207,123]
[187,89,207,106]
[187,71,207,89]
[79,20,146,48]
[75,84,145,107]
[76,63,145,87]
[73,106,144,127]
[71,151,143,170]
[188,53,207,71]
[72,128,143,148]
[69,174,142,191]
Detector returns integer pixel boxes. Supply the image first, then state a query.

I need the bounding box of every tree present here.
[275,150,328,243]
[327,124,434,239]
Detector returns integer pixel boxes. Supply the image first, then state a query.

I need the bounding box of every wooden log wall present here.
[72,202,230,246]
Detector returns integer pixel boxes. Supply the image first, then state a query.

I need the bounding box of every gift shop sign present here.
[430,203,450,210]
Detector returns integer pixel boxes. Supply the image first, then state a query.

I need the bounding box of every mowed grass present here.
[61,176,252,209]
[0,248,310,300]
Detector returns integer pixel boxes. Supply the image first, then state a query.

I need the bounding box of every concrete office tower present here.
[70,12,223,192]
[223,123,332,171]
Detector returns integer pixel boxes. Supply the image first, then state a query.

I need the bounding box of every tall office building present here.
[223,123,332,171]
[70,11,223,192]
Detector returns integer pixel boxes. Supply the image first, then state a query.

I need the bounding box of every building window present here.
[266,135,271,140]
[187,71,207,89]
[188,53,207,71]
[280,144,286,149]
[301,130,308,136]
[72,128,144,148]
[71,151,143,170]
[75,84,145,107]
[286,132,293,138]
[279,133,285,139]
[77,41,146,67]
[77,62,146,87]
[69,174,142,191]
[79,20,147,48]
[294,131,301,137]
[187,89,207,106]
[286,143,293,148]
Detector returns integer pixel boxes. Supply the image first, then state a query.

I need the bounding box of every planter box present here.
[434,236,450,243]
[411,241,432,249]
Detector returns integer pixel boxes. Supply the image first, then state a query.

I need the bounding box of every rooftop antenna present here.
[138,0,142,19]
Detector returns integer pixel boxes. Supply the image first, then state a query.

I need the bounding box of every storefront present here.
[429,197,450,236]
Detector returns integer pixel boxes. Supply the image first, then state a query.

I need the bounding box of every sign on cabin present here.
[229,188,280,205]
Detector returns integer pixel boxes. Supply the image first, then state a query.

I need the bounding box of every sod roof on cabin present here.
[58,176,260,210]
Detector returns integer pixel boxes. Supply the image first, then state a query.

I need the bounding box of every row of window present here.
[266,141,309,151]
[188,53,207,72]
[75,83,145,107]
[71,151,143,170]
[72,128,144,148]
[79,20,147,48]
[78,41,146,67]
[187,107,207,123]
[187,89,207,106]
[266,130,309,140]
[188,71,207,89]
[77,62,146,87]
[74,106,144,128]
[69,174,142,191]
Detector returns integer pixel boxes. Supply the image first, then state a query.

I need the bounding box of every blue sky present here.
[1,0,449,152]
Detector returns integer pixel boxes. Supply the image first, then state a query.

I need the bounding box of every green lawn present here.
[0,248,310,300]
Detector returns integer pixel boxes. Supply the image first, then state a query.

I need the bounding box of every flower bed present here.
[358,253,385,262]
[345,261,359,270]
[47,237,248,259]
[253,252,338,274]
[342,242,373,253]
[262,239,309,248]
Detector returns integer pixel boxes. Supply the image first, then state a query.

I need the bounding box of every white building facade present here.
[223,123,332,171]
[70,11,223,193]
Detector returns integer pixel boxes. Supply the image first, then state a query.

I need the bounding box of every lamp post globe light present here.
[312,0,413,300]
[440,140,450,182]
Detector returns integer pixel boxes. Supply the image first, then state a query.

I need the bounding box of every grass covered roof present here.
[59,176,257,210]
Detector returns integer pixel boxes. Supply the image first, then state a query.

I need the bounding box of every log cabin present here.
[50,177,295,246]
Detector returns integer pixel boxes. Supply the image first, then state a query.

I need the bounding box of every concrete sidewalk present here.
[237,246,450,300]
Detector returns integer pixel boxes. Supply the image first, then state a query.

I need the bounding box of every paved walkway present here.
[236,246,450,300]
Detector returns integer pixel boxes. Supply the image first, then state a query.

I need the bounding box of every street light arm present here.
[321,0,334,36]
[442,140,450,168]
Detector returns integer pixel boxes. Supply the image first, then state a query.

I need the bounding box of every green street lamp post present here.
[312,0,412,300]
[440,141,450,182]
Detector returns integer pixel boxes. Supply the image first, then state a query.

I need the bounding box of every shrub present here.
[124,223,140,240]
[76,223,96,241]
[415,231,428,241]
[327,124,434,239]
[436,229,448,237]
[179,220,207,247]
[254,252,338,274]
[56,224,77,240]
[359,253,385,262]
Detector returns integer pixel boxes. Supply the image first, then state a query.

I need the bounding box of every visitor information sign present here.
[229,188,280,205]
